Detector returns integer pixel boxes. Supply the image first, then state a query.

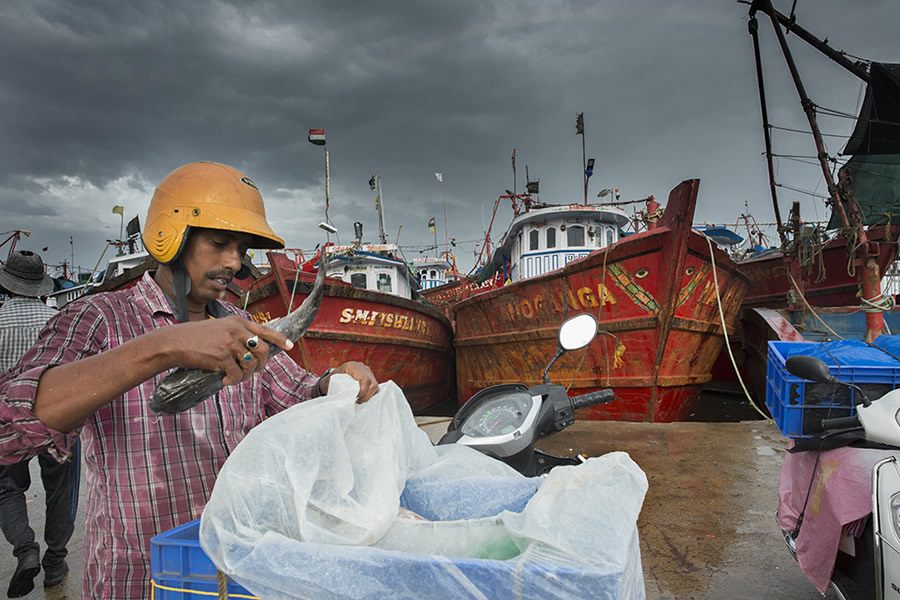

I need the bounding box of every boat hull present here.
[237,252,455,414]
[453,180,752,422]
[739,226,898,308]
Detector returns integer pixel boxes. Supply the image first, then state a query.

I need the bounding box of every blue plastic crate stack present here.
[766,336,900,439]
[150,520,254,599]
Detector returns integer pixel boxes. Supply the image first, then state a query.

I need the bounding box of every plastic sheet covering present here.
[199,375,648,599]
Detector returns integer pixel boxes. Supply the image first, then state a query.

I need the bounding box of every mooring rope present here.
[705,235,772,422]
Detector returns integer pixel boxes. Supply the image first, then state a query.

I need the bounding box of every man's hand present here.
[319,361,380,402]
[166,316,294,386]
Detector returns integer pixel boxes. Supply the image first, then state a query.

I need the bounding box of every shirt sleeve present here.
[0,302,107,464]
[257,351,320,417]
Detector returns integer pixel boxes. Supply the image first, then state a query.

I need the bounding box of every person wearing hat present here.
[0,162,379,599]
[0,250,80,597]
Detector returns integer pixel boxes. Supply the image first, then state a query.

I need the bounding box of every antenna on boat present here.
[308,128,336,243]
[369,172,388,244]
[435,172,448,256]
[511,149,517,196]
[576,112,587,205]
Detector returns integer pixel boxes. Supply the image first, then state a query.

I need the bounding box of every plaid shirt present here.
[0,296,59,372]
[0,272,319,599]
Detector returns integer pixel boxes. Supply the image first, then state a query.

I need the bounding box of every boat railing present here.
[882,261,900,298]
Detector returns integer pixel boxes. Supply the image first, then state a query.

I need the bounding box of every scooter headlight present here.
[891,493,900,540]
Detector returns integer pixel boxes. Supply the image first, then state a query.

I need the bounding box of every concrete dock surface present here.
[2,418,841,599]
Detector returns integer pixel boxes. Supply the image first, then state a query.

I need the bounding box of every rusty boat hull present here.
[453,180,752,422]
[738,226,898,309]
[234,252,454,414]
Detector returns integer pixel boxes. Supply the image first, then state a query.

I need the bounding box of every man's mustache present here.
[206,269,235,281]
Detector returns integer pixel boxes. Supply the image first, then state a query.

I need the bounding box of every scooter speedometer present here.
[454,391,542,458]
[460,391,535,437]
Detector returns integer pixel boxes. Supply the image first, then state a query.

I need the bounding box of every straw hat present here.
[0,251,54,297]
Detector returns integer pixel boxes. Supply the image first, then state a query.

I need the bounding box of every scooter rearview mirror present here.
[785,355,835,385]
[542,313,600,384]
[558,313,599,352]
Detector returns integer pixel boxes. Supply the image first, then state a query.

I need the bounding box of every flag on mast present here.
[575,113,584,136]
[112,205,124,216]
[308,129,326,145]
[434,172,442,183]
[428,217,436,234]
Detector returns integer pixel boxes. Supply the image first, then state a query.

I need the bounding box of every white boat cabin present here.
[324,244,419,299]
[46,251,150,308]
[411,257,455,290]
[499,204,630,283]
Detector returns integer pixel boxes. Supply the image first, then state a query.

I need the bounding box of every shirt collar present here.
[134,271,230,319]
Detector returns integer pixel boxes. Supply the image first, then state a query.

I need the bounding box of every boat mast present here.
[749,0,884,340]
[370,172,388,244]
[747,12,786,248]
[576,113,587,205]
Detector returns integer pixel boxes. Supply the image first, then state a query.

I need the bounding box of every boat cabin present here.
[46,251,150,308]
[324,244,419,299]
[411,257,455,290]
[500,204,630,283]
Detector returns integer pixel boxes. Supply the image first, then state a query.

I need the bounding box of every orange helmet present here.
[142,162,285,264]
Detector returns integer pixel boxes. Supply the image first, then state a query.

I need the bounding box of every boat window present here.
[430,269,437,279]
[350,273,367,289]
[606,228,615,246]
[546,227,556,249]
[567,225,585,247]
[529,229,539,251]
[377,273,393,293]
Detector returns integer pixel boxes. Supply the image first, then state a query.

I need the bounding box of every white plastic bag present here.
[200,375,648,599]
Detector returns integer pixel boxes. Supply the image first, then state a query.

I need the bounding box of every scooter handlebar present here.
[570,389,615,411]
[821,415,861,431]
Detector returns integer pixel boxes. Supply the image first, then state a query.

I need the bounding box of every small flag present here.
[576,113,584,136]
[511,149,516,170]
[126,216,141,237]
[435,173,443,183]
[369,174,377,190]
[428,217,436,234]
[112,205,124,216]
[308,128,326,145]
[526,180,540,194]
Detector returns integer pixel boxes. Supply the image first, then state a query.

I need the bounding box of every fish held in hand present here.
[149,258,327,415]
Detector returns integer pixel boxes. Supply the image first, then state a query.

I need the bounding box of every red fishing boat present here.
[231,248,455,414]
[716,3,900,407]
[453,179,752,422]
[738,221,897,310]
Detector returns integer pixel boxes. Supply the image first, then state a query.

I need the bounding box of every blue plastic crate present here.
[766,338,900,439]
[150,519,255,599]
[152,512,640,599]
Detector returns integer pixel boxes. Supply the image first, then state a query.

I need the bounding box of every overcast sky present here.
[1,0,896,277]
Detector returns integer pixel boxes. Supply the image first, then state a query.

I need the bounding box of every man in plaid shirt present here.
[0,162,379,598]
[0,250,80,597]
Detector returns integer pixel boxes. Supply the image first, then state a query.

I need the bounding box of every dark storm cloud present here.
[0,0,896,273]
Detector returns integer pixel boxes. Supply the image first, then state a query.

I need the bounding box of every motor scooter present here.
[438,313,615,476]
[782,354,900,600]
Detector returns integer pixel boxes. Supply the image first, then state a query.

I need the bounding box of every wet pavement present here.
[1,392,842,599]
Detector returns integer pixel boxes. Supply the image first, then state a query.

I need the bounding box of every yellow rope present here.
[704,235,772,422]
[785,270,845,340]
[150,578,260,599]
